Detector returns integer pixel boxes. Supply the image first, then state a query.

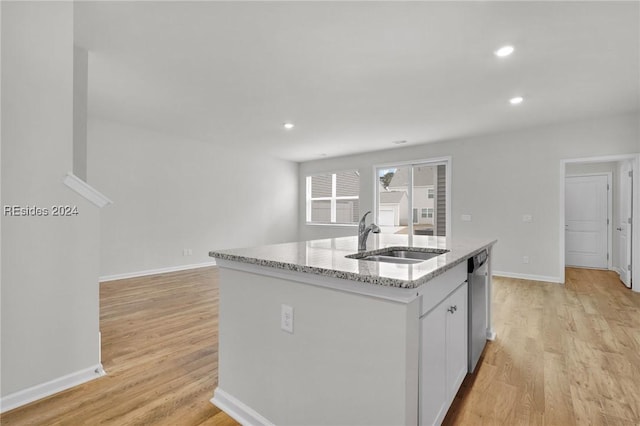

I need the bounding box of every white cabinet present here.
[419,297,448,425]
[445,283,468,399]
[419,281,468,426]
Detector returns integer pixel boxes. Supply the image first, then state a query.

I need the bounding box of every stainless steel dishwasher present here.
[468,250,488,373]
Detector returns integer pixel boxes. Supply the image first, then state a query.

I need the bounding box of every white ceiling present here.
[74,1,639,162]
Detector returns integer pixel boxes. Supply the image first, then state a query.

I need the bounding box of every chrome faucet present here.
[358,211,380,251]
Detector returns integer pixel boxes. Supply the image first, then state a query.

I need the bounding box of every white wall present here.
[73,46,88,181]
[87,118,299,278]
[1,1,101,401]
[299,113,639,282]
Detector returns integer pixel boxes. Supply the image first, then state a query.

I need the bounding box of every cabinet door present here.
[446,282,468,400]
[419,304,447,426]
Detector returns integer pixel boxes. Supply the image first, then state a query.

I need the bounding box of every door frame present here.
[617,160,633,287]
[564,172,612,270]
[560,154,640,292]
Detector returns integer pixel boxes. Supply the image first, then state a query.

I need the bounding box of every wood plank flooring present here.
[444,268,640,425]
[2,266,638,425]
[0,267,239,426]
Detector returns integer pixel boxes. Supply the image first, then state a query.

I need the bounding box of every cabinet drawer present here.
[418,262,467,317]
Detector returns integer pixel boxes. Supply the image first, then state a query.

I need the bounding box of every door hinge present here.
[607,253,609,260]
[607,184,610,190]
[629,218,633,225]
[629,264,632,272]
[629,171,633,178]
[607,218,610,225]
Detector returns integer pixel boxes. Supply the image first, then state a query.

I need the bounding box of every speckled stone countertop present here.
[209,234,496,289]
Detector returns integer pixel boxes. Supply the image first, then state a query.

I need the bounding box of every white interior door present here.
[565,175,609,269]
[618,162,633,287]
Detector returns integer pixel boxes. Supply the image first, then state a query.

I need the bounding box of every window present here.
[376,159,449,236]
[306,171,359,224]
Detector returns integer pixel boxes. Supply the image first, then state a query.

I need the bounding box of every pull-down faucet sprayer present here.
[358,211,380,251]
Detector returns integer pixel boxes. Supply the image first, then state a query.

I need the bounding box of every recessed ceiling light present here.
[392,140,407,145]
[509,96,524,105]
[283,122,295,129]
[494,45,515,57]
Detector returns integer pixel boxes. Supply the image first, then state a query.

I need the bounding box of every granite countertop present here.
[209,234,496,289]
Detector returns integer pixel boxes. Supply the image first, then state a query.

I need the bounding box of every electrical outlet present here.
[522,256,530,264]
[183,248,193,256]
[461,214,472,222]
[281,304,294,333]
[522,214,533,223]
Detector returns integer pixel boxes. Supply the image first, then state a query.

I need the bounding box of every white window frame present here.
[306,171,359,225]
[421,208,433,219]
[427,187,434,199]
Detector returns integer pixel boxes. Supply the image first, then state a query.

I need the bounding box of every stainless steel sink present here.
[360,255,424,264]
[346,247,449,264]
[378,249,445,260]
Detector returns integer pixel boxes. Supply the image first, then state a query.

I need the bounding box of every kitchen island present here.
[209,234,496,426]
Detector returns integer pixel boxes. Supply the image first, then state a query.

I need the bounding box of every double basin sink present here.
[346,247,449,265]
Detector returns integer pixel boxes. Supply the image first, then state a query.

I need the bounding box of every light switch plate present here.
[522,214,533,223]
[461,214,472,222]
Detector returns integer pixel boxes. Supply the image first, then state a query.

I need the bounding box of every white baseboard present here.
[0,364,105,413]
[99,261,217,282]
[492,270,562,284]
[211,387,274,426]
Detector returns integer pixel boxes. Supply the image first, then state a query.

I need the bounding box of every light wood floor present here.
[1,267,638,425]
[1,267,239,426]
[444,268,640,425]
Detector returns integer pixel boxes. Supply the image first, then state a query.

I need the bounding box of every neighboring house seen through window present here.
[306,171,360,224]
